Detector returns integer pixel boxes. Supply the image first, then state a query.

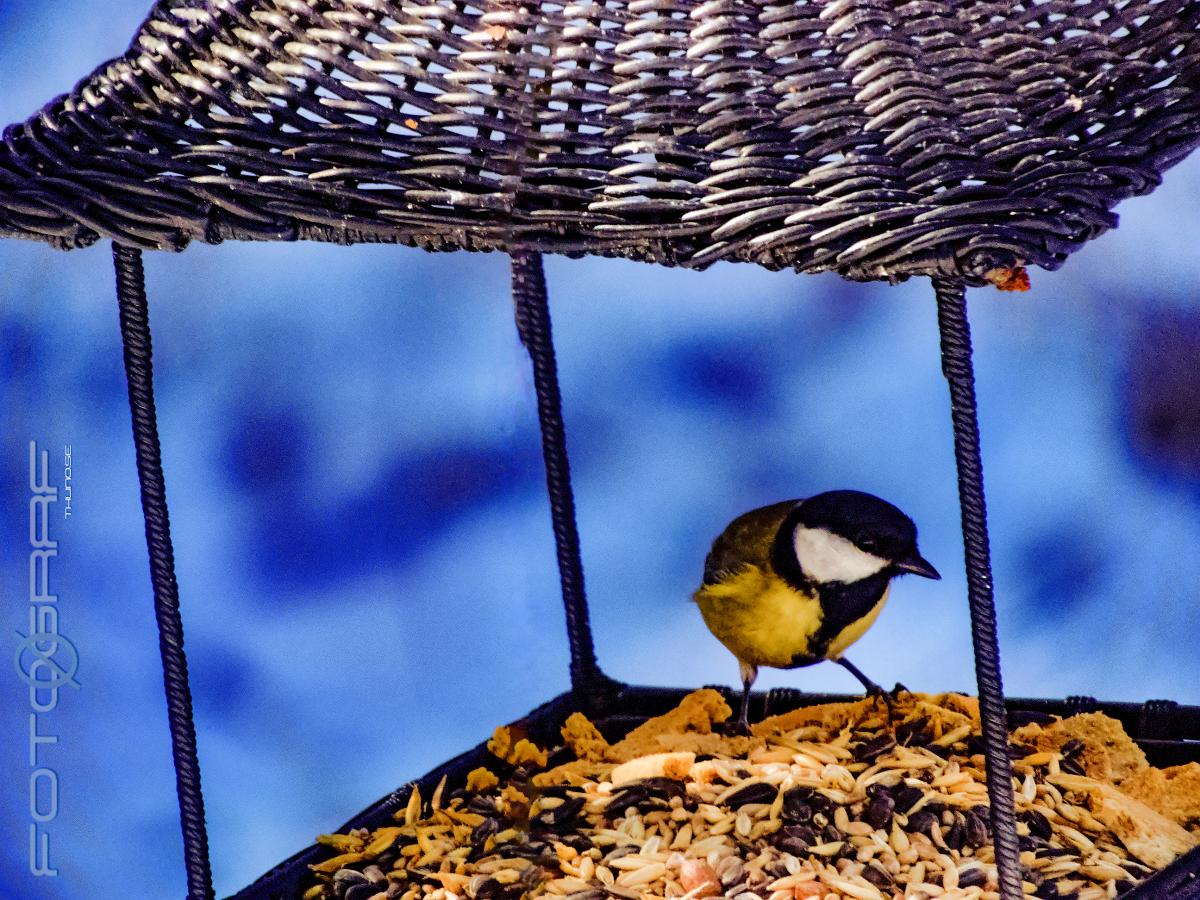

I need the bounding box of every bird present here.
[693,490,941,733]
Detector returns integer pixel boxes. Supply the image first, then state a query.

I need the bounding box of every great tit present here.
[693,490,941,732]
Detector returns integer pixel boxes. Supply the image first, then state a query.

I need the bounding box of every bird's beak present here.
[896,552,941,580]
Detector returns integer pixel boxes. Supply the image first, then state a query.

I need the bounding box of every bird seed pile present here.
[304,690,1200,900]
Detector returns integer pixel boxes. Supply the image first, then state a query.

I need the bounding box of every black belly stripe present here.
[784,652,821,669]
[800,571,892,662]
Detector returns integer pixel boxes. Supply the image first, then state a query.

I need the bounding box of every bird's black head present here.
[774,490,941,586]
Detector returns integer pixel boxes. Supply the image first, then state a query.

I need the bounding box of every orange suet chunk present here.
[986,265,1031,291]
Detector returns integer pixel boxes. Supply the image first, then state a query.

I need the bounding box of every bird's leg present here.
[732,660,758,736]
[835,656,883,694]
[835,657,897,721]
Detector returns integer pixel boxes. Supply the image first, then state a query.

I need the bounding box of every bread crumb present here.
[1121,763,1200,829]
[1050,773,1199,867]
[1014,712,1149,783]
[536,690,748,783]
[608,689,732,759]
[497,784,529,819]
[531,760,612,787]
[561,712,610,762]
[611,751,696,785]
[487,726,548,767]
[466,767,499,792]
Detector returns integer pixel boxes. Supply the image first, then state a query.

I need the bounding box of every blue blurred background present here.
[2,2,1199,897]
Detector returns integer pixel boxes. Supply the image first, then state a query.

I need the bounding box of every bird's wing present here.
[701,499,800,586]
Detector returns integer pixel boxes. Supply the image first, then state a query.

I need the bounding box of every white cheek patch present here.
[792,526,889,584]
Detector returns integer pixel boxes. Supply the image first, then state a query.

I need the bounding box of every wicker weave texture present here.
[1,0,1197,282]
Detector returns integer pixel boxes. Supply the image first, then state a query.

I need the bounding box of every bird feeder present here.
[2,1,1199,898]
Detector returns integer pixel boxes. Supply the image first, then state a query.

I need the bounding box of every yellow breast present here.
[694,568,890,668]
[694,566,824,668]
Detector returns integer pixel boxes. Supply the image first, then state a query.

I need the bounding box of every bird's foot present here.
[879,684,916,727]
[724,716,753,738]
[863,683,900,725]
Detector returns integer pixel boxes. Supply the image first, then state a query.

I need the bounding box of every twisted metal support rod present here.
[933,276,1022,900]
[113,244,215,900]
[511,251,609,709]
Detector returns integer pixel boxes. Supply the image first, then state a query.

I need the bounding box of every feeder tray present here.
[233,686,1200,900]
[3,1,1200,899]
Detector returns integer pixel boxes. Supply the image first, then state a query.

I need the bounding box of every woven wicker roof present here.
[1,0,1197,283]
